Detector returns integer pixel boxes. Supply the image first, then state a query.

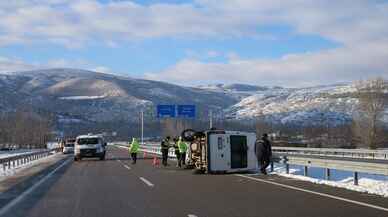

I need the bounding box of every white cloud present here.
[92,66,113,74]
[0,56,113,75]
[3,0,386,47]
[145,40,388,87]
[1,0,388,86]
[0,57,39,73]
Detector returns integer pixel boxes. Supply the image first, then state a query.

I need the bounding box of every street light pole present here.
[209,109,213,129]
[141,110,144,145]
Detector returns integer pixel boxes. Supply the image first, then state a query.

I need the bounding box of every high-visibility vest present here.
[178,141,187,153]
[130,141,139,153]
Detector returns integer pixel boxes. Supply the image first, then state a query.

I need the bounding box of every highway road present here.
[0,146,388,217]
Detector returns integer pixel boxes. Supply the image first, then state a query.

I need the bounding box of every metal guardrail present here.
[272,147,388,185]
[272,147,388,160]
[116,143,388,185]
[115,144,177,158]
[0,148,61,173]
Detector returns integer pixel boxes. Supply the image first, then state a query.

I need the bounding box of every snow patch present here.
[59,95,106,100]
[271,164,388,197]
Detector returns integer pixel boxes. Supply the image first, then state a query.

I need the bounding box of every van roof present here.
[76,135,103,139]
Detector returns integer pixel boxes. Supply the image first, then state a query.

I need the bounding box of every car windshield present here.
[64,143,74,147]
[77,138,99,145]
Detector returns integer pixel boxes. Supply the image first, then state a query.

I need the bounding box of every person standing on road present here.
[255,133,272,175]
[129,138,140,164]
[177,137,188,168]
[173,137,180,167]
[161,136,171,166]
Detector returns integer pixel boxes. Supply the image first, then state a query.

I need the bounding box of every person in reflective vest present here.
[161,136,171,166]
[129,138,140,164]
[177,137,187,168]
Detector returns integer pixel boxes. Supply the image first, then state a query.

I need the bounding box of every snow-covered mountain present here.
[224,84,360,126]
[196,83,368,126]
[0,68,386,127]
[0,68,237,123]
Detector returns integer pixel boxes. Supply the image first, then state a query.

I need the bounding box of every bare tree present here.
[255,118,273,136]
[0,110,53,149]
[353,78,387,149]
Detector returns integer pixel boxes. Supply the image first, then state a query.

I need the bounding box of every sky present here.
[0,0,387,87]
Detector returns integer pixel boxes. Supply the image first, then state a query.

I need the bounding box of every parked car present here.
[63,138,76,154]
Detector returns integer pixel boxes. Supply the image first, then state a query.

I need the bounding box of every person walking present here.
[255,133,272,175]
[129,138,140,164]
[161,136,171,166]
[177,137,187,168]
[173,137,180,167]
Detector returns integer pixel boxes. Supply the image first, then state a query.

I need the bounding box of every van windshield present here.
[77,138,99,145]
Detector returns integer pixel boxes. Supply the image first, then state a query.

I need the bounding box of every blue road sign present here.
[177,105,196,118]
[157,105,176,118]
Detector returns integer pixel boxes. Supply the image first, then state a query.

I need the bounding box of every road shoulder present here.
[0,153,69,208]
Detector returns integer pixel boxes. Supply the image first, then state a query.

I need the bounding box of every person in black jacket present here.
[255,133,272,175]
[161,136,171,166]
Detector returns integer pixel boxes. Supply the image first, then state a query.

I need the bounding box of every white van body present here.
[74,134,106,161]
[188,130,258,173]
[208,131,257,173]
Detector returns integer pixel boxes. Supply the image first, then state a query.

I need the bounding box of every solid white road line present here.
[235,174,388,213]
[188,214,198,217]
[123,164,131,170]
[139,177,154,187]
[0,158,72,216]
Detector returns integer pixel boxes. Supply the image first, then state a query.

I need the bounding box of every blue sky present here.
[0,0,387,87]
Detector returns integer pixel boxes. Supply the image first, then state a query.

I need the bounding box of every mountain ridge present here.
[0,68,386,127]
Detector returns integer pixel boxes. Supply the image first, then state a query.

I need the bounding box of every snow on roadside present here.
[0,152,61,180]
[0,149,45,159]
[271,164,388,197]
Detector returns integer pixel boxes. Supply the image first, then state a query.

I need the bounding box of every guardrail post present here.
[325,168,330,180]
[354,172,359,185]
[270,162,274,172]
[3,163,6,172]
[285,164,289,174]
[8,161,11,169]
[12,160,15,168]
[303,166,308,176]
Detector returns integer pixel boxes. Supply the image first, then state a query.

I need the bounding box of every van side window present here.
[218,137,223,150]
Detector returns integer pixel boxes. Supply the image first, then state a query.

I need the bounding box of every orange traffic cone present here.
[152,156,160,166]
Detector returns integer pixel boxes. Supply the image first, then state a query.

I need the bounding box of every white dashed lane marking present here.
[139,177,154,187]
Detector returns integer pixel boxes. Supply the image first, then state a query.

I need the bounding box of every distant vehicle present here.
[63,138,76,154]
[182,129,257,174]
[74,134,106,161]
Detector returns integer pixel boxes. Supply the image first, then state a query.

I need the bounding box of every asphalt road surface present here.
[1,146,388,217]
